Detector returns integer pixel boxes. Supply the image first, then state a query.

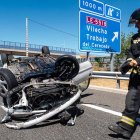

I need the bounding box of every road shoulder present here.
[89,85,128,94]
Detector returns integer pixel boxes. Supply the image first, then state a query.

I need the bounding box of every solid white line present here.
[81,104,140,122]
[81,104,122,117]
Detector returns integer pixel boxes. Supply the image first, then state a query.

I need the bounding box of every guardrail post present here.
[117,79,120,89]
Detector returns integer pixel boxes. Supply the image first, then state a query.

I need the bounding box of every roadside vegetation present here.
[92,31,134,72]
[91,31,133,89]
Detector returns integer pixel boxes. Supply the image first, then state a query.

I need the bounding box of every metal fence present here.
[0,40,76,55]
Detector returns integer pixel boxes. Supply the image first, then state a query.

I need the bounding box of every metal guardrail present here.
[92,71,130,89]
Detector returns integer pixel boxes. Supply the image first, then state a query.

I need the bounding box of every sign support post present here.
[86,52,90,61]
[110,53,114,71]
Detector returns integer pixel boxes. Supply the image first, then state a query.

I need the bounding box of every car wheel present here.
[42,46,50,55]
[1,53,9,65]
[55,55,79,80]
[0,69,18,106]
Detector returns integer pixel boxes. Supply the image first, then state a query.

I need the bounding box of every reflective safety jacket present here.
[127,30,140,64]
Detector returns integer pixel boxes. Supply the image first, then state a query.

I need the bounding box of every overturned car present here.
[0,46,92,129]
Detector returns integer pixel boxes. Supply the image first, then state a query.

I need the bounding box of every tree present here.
[115,31,134,59]
[114,31,134,71]
[125,32,134,55]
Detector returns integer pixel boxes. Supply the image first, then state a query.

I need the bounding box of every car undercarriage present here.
[0,46,93,129]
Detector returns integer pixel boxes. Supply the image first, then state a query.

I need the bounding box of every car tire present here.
[42,46,50,55]
[1,53,9,65]
[0,69,18,106]
[55,55,79,80]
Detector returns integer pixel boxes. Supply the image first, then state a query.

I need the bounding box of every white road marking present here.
[81,104,140,122]
[81,104,122,117]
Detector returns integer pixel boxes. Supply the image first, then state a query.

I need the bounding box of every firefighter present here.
[108,8,140,139]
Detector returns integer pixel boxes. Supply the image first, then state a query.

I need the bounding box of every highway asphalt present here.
[0,87,140,140]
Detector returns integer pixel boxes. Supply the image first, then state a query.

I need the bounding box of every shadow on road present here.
[24,107,84,129]
[81,93,93,99]
[108,134,131,140]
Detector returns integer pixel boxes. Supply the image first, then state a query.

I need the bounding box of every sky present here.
[0,0,139,57]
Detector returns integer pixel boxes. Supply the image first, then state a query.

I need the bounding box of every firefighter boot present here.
[108,125,132,139]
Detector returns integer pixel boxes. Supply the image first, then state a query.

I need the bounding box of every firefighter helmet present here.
[128,8,140,27]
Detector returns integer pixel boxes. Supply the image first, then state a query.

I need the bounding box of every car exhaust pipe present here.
[5,89,82,129]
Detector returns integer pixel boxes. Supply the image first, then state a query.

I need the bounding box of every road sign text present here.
[79,0,121,53]
[86,16,107,27]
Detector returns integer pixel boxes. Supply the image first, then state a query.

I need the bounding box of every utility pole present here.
[26,18,28,57]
